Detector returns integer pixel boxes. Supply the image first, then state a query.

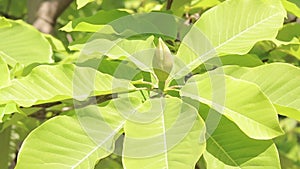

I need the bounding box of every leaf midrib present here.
[176,12,282,76]
[71,121,125,169]
[207,133,241,168]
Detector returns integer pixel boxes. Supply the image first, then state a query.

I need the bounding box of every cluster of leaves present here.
[0,0,300,169]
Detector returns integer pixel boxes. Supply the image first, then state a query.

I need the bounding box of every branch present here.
[28,94,116,120]
[166,0,173,10]
[28,0,73,34]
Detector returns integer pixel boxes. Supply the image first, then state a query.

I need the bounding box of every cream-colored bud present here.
[152,38,173,84]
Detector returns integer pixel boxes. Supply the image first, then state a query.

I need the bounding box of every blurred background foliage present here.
[0,0,299,168]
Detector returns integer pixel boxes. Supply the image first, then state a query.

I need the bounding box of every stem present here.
[166,0,173,10]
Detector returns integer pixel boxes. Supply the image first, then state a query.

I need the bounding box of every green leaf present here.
[175,0,286,76]
[44,34,67,52]
[197,0,286,55]
[0,64,135,107]
[77,36,155,62]
[201,54,263,70]
[78,57,143,81]
[277,23,300,42]
[0,126,11,169]
[0,52,18,68]
[60,10,129,32]
[101,0,125,10]
[274,23,300,60]
[249,40,277,59]
[95,156,123,169]
[222,63,300,121]
[76,0,95,9]
[189,0,221,11]
[282,0,300,18]
[196,105,281,169]
[218,54,263,67]
[0,18,53,66]
[0,16,11,28]
[180,74,283,139]
[15,97,144,169]
[170,0,192,16]
[0,117,40,168]
[0,103,19,123]
[0,0,26,18]
[276,43,300,60]
[75,36,157,76]
[204,143,280,169]
[275,119,300,169]
[123,97,206,169]
[0,55,10,87]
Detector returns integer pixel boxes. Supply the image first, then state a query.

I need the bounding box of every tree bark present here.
[28,0,73,34]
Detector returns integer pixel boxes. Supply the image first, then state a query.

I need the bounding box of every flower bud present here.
[152,38,173,86]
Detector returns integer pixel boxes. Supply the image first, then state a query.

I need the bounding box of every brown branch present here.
[28,0,73,34]
[166,0,173,10]
[28,94,116,120]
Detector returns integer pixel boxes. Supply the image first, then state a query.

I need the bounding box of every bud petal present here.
[152,38,173,83]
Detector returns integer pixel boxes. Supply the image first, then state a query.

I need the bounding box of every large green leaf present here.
[180,74,283,139]
[196,0,286,55]
[0,18,53,66]
[204,142,280,169]
[0,52,18,68]
[76,36,155,63]
[44,34,67,53]
[60,10,129,33]
[204,139,280,169]
[195,104,281,169]
[275,43,300,60]
[211,54,263,67]
[15,101,128,169]
[277,23,300,42]
[222,63,300,121]
[0,64,135,107]
[195,54,263,74]
[175,0,286,77]
[282,0,300,18]
[123,97,206,169]
[274,23,300,60]
[0,55,10,87]
[71,36,156,80]
[78,57,143,81]
[0,17,11,28]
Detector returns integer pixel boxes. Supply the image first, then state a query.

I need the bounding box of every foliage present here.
[0,0,300,169]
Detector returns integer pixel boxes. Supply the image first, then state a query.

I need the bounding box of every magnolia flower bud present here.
[152,38,173,87]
